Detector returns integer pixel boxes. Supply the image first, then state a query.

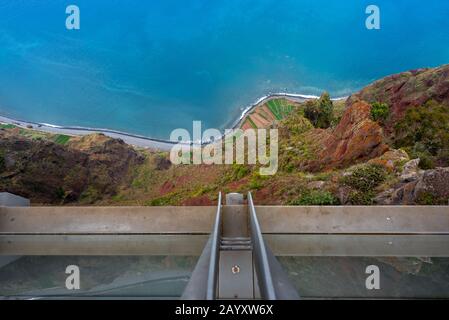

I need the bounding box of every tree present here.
[304,92,334,129]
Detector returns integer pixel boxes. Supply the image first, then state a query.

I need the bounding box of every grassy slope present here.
[0,98,401,206]
[97,97,407,206]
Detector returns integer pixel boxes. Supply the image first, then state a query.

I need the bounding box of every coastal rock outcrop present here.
[399,159,423,182]
[347,64,449,132]
[306,101,389,171]
[154,154,172,170]
[368,149,409,169]
[375,167,449,205]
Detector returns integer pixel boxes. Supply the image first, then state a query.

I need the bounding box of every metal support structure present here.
[206,192,222,300]
[248,192,277,300]
[183,192,299,300]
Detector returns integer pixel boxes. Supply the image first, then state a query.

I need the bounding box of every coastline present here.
[231,92,347,129]
[0,92,348,151]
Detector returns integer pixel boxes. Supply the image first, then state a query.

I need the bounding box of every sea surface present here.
[0,0,448,139]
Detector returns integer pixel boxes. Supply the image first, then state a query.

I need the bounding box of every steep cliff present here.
[0,131,143,204]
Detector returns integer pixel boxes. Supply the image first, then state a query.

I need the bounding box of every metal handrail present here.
[206,192,222,300]
[248,192,277,300]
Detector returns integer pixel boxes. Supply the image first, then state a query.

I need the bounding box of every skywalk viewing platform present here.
[1,193,448,299]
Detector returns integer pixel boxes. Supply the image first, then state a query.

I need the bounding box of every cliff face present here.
[305,101,389,171]
[379,167,449,205]
[347,64,449,133]
[0,132,143,204]
[300,64,449,172]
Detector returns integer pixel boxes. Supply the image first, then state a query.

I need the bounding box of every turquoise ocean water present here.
[0,0,448,138]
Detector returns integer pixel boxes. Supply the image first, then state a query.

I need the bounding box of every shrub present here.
[146,193,178,206]
[192,184,216,197]
[330,115,342,128]
[416,192,436,205]
[111,194,126,202]
[437,149,449,167]
[404,145,435,170]
[370,102,389,123]
[418,154,435,170]
[348,191,375,205]
[342,164,387,192]
[394,100,449,165]
[248,172,269,190]
[304,92,334,129]
[148,197,170,206]
[280,113,313,135]
[290,190,339,206]
[55,187,65,200]
[283,163,295,173]
[79,186,100,203]
[248,179,263,190]
[416,192,447,205]
[229,164,250,181]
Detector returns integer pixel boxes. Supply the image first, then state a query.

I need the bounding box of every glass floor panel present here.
[1,234,449,299]
[278,256,449,299]
[0,255,199,299]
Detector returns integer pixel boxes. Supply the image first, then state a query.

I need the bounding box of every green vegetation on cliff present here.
[342,164,387,192]
[303,92,334,129]
[370,102,390,123]
[394,100,449,168]
[290,190,339,206]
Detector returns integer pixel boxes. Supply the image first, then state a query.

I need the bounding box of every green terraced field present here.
[245,117,257,129]
[0,124,16,129]
[267,99,294,120]
[54,134,71,145]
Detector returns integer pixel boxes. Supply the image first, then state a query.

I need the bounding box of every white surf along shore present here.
[0,93,347,151]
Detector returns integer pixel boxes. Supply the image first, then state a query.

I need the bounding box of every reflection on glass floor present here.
[1,234,449,299]
[0,255,198,299]
[270,234,449,299]
[278,256,449,299]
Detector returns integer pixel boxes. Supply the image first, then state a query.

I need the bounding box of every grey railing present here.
[206,192,222,300]
[248,192,277,300]
[185,192,297,300]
